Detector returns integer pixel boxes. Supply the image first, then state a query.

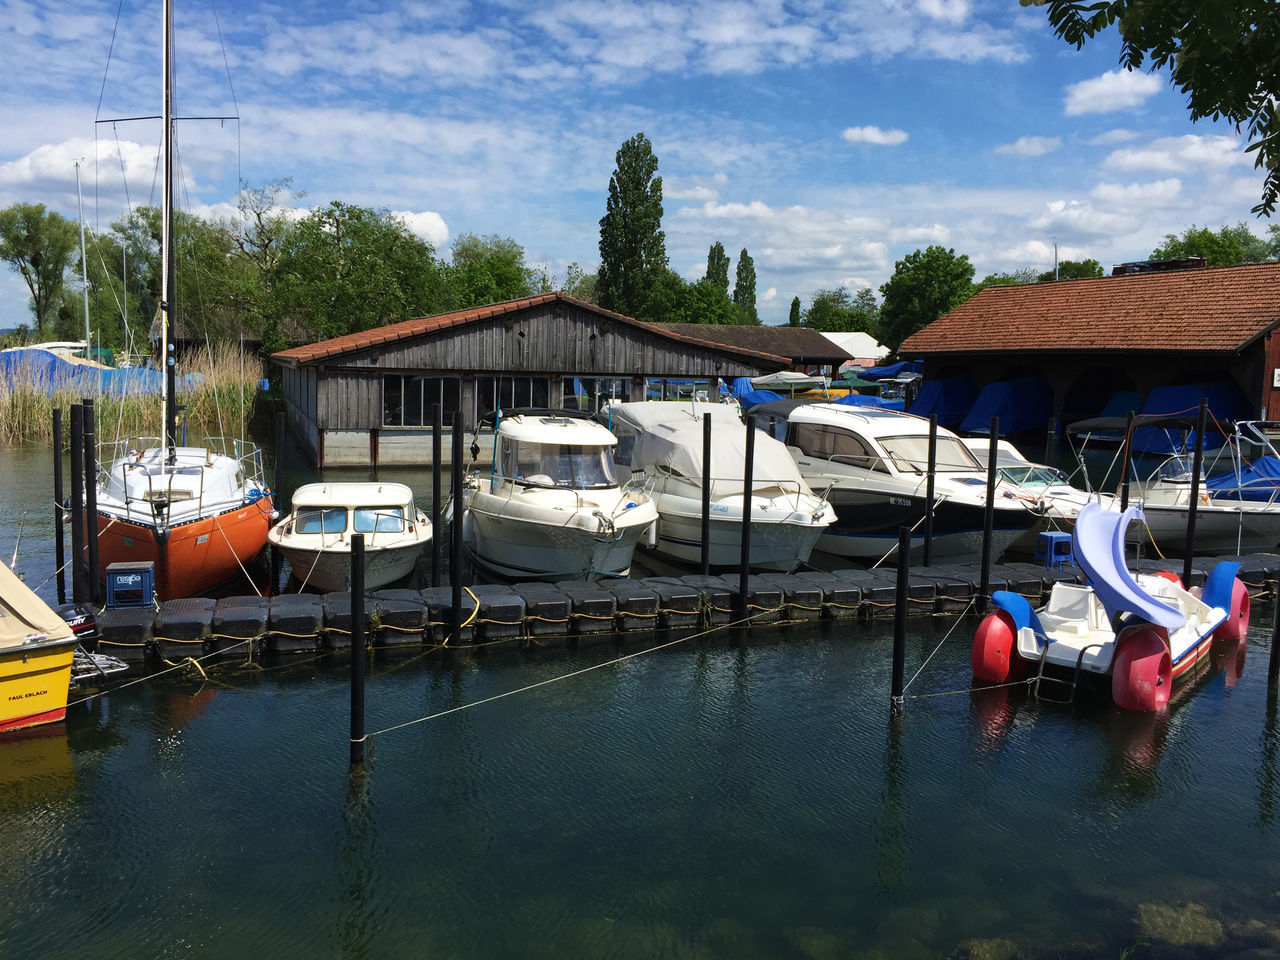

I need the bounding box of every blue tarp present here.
[1131,382,1251,453]
[0,348,203,397]
[835,393,904,411]
[1206,456,1280,501]
[731,377,756,397]
[907,375,977,427]
[861,360,923,381]
[737,389,784,411]
[959,376,1053,436]
[1098,390,1144,418]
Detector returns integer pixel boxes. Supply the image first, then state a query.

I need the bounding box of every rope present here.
[212,512,264,597]
[901,596,978,692]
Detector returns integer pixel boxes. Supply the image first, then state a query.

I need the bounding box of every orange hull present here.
[97,497,274,599]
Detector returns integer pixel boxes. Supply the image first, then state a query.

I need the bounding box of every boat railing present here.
[200,435,268,484]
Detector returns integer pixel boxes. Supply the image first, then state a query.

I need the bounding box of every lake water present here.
[1,445,1278,958]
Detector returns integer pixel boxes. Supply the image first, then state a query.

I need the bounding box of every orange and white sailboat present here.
[93,0,274,600]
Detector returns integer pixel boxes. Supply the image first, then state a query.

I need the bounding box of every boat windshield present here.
[879,435,982,473]
[294,508,347,535]
[501,439,618,489]
[354,506,406,533]
[999,465,1068,487]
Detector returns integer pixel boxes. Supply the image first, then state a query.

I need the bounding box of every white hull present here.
[273,541,423,593]
[1135,501,1280,554]
[814,526,1024,564]
[645,508,826,572]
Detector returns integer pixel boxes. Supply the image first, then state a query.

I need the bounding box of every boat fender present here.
[625,501,638,510]
[1205,569,1248,642]
[644,519,658,550]
[1111,625,1172,713]
[972,610,1020,684]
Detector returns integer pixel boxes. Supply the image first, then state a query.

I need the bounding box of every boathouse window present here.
[477,377,550,419]
[563,377,632,413]
[790,424,889,473]
[381,376,461,427]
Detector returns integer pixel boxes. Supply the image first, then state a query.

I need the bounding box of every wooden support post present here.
[451,410,464,644]
[922,415,937,567]
[979,416,999,615]
[82,398,99,604]
[350,534,366,766]
[69,403,85,604]
[431,404,442,588]
[1182,398,1207,589]
[701,413,711,576]
[890,526,909,718]
[737,415,755,621]
[53,407,66,605]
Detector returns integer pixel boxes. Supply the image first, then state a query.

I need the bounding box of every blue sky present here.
[0,0,1269,329]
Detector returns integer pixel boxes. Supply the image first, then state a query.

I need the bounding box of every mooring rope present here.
[901,595,978,692]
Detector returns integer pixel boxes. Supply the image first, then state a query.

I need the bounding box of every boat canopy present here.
[0,563,74,649]
[861,360,923,381]
[288,482,414,509]
[907,374,977,427]
[497,412,618,446]
[750,371,827,392]
[959,376,1052,436]
[1130,382,1251,453]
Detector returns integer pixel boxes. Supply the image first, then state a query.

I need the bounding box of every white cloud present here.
[1105,134,1246,173]
[994,136,1061,157]
[395,210,450,247]
[889,224,950,244]
[760,286,777,302]
[1064,69,1163,116]
[1088,128,1139,146]
[842,125,909,146]
[917,0,972,24]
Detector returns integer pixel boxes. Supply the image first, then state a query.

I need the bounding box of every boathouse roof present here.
[901,261,1280,356]
[657,323,852,368]
[271,292,790,367]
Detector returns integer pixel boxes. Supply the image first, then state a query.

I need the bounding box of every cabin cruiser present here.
[752,401,1052,562]
[268,482,431,592]
[459,410,658,580]
[603,401,832,572]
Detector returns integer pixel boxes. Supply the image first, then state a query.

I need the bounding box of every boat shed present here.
[270,291,790,467]
[660,323,852,375]
[899,261,1280,432]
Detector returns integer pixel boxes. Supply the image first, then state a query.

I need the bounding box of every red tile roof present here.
[900,262,1280,355]
[270,291,790,366]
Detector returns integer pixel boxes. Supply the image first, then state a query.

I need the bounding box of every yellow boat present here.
[0,563,77,734]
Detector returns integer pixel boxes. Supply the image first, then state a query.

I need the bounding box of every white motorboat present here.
[268,482,431,592]
[459,410,659,580]
[604,401,832,572]
[751,401,1051,563]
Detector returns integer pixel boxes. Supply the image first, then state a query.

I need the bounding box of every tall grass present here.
[0,342,268,447]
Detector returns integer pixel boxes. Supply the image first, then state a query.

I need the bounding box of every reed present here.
[0,343,268,447]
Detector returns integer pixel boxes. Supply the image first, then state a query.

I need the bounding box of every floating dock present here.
[93,554,1280,664]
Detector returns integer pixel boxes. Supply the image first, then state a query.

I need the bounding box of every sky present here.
[0,0,1270,330]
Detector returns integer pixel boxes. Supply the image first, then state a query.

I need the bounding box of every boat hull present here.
[644,510,826,573]
[96,497,274,600]
[0,637,77,733]
[464,506,650,580]
[1135,502,1280,554]
[272,541,424,593]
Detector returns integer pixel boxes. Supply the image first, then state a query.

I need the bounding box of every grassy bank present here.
[0,343,270,447]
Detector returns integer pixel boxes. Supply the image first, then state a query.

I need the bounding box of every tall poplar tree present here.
[705,242,729,292]
[732,248,758,325]
[788,296,801,327]
[597,132,667,320]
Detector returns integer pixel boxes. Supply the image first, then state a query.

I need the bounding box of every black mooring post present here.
[737,415,756,621]
[350,534,366,766]
[979,416,999,615]
[450,410,464,644]
[53,407,66,605]
[82,398,99,604]
[701,413,712,576]
[1268,597,1280,689]
[1120,410,1135,511]
[270,411,285,595]
[922,414,937,567]
[431,404,442,588]
[1182,397,1208,588]
[69,403,85,604]
[1044,417,1058,466]
[890,525,910,718]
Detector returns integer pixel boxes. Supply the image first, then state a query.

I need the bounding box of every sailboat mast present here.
[161,0,177,458]
[75,159,90,353]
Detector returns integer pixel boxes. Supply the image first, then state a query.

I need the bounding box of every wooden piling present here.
[431,404,442,588]
[82,399,99,604]
[451,410,464,643]
[738,415,756,621]
[53,407,66,605]
[69,403,85,604]
[350,534,366,766]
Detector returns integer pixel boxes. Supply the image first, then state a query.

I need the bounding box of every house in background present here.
[659,324,852,377]
[817,331,890,371]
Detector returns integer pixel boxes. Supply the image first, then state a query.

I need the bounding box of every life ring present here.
[972,610,1025,683]
[1111,626,1172,713]
[1212,577,1250,641]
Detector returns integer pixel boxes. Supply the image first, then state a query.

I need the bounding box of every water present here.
[1,446,1278,958]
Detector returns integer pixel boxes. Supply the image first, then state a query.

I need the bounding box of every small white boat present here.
[460,410,659,580]
[604,401,832,572]
[268,482,431,592]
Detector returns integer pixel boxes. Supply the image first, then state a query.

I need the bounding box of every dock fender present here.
[644,518,659,550]
[972,591,1037,684]
[1111,625,1172,713]
[1204,562,1248,641]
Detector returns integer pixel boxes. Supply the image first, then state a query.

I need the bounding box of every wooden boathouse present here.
[901,260,1280,426]
[270,292,791,467]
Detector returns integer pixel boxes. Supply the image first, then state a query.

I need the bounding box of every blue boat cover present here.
[861,359,923,381]
[1206,455,1280,501]
[959,376,1052,436]
[1131,382,1251,453]
[908,375,977,427]
[0,348,202,397]
[1098,390,1144,418]
[736,389,785,411]
[835,393,903,410]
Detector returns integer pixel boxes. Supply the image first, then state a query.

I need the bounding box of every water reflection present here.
[874,718,908,893]
[336,769,385,959]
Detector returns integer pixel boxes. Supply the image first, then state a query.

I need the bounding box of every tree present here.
[0,202,78,333]
[563,262,597,303]
[800,287,878,332]
[976,268,1037,290]
[1035,259,1103,282]
[597,132,667,319]
[1028,0,1280,215]
[732,249,759,325]
[788,296,801,327]
[877,246,975,355]
[448,233,537,308]
[705,242,730,293]
[1150,222,1279,266]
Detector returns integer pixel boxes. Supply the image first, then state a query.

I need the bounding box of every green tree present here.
[597,132,667,319]
[448,233,537,308]
[1149,223,1275,266]
[563,262,597,303]
[1028,0,1280,214]
[1035,259,1103,282]
[976,267,1037,290]
[878,246,975,355]
[705,242,730,293]
[732,249,759,325]
[788,296,801,327]
[801,287,878,332]
[0,202,79,333]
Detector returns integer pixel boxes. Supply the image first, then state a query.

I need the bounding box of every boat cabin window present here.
[501,439,618,489]
[880,435,982,473]
[354,506,406,534]
[294,508,347,535]
[789,423,890,473]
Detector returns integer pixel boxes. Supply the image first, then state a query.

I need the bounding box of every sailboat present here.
[93,0,275,600]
